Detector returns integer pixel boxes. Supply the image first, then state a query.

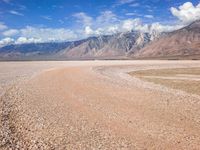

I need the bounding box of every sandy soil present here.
[129,67,200,96]
[1,60,200,149]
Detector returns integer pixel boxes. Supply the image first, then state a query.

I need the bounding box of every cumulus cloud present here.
[84,26,94,35]
[0,37,43,47]
[0,26,78,46]
[9,10,24,16]
[121,19,141,31]
[15,37,42,44]
[81,17,181,37]
[75,2,197,36]
[170,2,200,24]
[74,11,120,36]
[0,37,14,47]
[73,10,182,37]
[117,19,182,33]
[3,29,19,36]
[148,22,183,32]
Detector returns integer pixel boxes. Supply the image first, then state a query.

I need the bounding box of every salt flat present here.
[1,60,200,149]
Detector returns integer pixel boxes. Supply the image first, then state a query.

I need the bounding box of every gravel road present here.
[1,60,200,149]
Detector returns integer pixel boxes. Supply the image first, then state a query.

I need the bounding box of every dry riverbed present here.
[0,60,200,149]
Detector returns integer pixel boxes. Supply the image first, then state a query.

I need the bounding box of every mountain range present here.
[0,20,200,60]
[134,20,200,59]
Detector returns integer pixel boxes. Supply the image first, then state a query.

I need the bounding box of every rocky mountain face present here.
[0,30,159,59]
[134,20,200,58]
[58,31,159,58]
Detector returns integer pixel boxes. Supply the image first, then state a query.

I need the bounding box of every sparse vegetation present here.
[129,68,200,95]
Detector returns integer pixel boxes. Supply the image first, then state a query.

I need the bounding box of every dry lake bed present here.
[1,60,200,149]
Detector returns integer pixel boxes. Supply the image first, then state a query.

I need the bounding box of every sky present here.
[0,0,200,46]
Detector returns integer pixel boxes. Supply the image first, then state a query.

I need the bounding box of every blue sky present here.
[0,0,200,45]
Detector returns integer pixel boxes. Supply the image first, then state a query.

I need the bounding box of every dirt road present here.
[1,61,200,149]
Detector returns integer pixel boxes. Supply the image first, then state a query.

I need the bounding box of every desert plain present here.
[0,60,200,149]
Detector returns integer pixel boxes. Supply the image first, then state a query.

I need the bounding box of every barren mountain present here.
[134,20,200,58]
[0,40,87,59]
[0,31,159,60]
[58,31,157,58]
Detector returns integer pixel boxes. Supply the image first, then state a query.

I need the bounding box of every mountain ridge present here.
[0,30,160,59]
[0,20,200,60]
[134,20,200,58]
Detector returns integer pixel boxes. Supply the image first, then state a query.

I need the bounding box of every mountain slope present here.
[58,31,158,58]
[135,20,200,58]
[0,42,71,58]
[0,30,160,59]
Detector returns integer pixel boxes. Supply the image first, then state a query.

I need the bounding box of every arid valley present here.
[0,60,200,149]
[1,0,200,149]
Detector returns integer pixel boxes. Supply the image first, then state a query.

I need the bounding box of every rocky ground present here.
[0,60,200,149]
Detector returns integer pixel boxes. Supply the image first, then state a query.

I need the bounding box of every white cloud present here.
[0,26,79,46]
[15,37,42,44]
[0,22,8,30]
[72,10,178,36]
[107,25,119,33]
[9,10,24,16]
[84,26,94,35]
[121,19,141,31]
[125,12,137,16]
[20,26,78,42]
[0,37,14,47]
[73,11,120,36]
[82,18,177,36]
[3,29,19,36]
[119,19,182,33]
[149,22,183,32]
[144,15,154,19]
[170,2,200,24]
[73,12,93,26]
[84,26,104,36]
[0,37,45,46]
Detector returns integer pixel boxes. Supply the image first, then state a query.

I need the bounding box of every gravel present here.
[0,60,200,149]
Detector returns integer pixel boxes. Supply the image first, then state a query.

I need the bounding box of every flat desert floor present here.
[1,60,200,149]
